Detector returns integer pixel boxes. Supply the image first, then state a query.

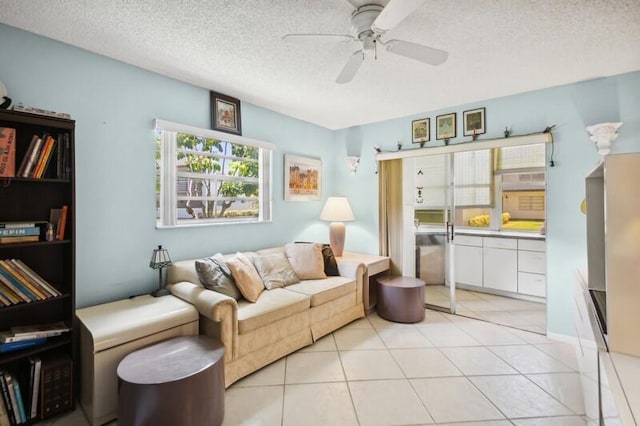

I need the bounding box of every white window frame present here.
[155,119,274,228]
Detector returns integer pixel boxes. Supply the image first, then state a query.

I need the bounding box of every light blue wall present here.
[334,71,640,336]
[2,24,639,336]
[0,24,335,307]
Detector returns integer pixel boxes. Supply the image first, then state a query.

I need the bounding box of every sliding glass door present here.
[414,153,456,313]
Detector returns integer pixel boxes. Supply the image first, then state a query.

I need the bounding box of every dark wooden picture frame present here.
[412,118,430,145]
[436,112,456,140]
[463,107,486,137]
[210,91,242,135]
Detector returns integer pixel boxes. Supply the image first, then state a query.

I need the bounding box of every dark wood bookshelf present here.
[0,109,76,422]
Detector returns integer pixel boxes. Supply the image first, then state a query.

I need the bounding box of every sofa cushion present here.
[295,242,340,276]
[237,288,310,334]
[285,242,326,280]
[252,252,300,290]
[227,252,265,303]
[284,276,355,307]
[195,253,242,300]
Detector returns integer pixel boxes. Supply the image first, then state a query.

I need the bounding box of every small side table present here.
[76,295,198,426]
[377,276,425,323]
[339,252,390,313]
[118,336,225,426]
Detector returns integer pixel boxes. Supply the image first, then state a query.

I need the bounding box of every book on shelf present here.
[19,136,42,178]
[9,260,61,298]
[0,373,15,426]
[0,267,34,303]
[32,136,55,179]
[55,134,63,180]
[9,321,69,338]
[4,374,23,424]
[0,293,11,308]
[0,393,9,426]
[48,206,68,241]
[0,261,44,301]
[56,206,67,241]
[0,236,39,245]
[11,104,71,120]
[28,357,41,420]
[10,379,25,424]
[63,133,70,180]
[0,228,40,238]
[0,282,20,306]
[0,222,39,229]
[39,351,72,420]
[0,338,47,354]
[29,133,49,179]
[15,135,37,178]
[0,128,16,179]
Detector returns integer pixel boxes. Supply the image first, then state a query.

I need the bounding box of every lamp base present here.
[329,221,346,257]
[151,287,171,297]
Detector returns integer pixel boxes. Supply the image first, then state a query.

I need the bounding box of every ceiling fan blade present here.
[336,51,364,84]
[385,39,448,66]
[372,0,427,33]
[282,34,355,43]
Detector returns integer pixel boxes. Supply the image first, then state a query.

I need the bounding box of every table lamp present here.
[149,245,172,297]
[319,196,355,257]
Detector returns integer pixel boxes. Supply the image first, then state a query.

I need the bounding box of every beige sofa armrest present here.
[336,259,366,306]
[168,281,238,362]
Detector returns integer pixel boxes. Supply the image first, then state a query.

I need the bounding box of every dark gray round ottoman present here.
[117,335,225,426]
[377,276,426,323]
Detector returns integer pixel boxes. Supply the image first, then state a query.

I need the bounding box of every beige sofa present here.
[166,246,365,387]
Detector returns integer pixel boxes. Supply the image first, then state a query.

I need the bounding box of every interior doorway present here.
[408,142,548,334]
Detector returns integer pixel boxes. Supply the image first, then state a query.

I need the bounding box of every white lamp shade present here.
[319,197,355,222]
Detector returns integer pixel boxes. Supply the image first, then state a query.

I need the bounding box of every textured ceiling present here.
[1,0,639,130]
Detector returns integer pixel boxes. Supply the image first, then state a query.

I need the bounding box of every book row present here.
[0,352,73,425]
[0,260,62,307]
[0,127,71,180]
[0,321,70,346]
[0,206,68,245]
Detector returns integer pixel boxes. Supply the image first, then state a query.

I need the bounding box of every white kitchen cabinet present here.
[518,250,546,274]
[455,244,483,287]
[517,238,546,297]
[483,247,518,292]
[518,272,546,297]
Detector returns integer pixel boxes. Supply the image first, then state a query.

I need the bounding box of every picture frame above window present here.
[210,91,242,135]
[436,112,456,140]
[412,118,430,145]
[463,107,486,137]
[284,154,321,201]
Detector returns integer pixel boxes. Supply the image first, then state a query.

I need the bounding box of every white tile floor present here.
[425,285,547,334]
[41,309,584,426]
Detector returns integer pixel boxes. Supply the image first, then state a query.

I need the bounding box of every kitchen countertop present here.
[415,226,545,241]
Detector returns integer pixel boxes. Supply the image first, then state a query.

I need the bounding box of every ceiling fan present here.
[283,0,448,84]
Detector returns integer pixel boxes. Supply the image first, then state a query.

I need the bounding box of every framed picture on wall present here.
[210,91,242,135]
[436,113,456,140]
[412,118,430,145]
[284,154,321,201]
[463,107,486,137]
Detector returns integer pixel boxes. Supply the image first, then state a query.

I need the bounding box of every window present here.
[413,143,546,232]
[498,143,546,231]
[155,119,274,227]
[454,149,492,207]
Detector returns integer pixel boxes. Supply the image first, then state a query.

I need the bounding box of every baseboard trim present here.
[546,331,578,345]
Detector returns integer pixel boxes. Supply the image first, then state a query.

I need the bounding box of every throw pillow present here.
[285,242,326,280]
[195,253,242,300]
[321,244,340,276]
[226,252,264,302]
[252,252,300,290]
[294,242,340,276]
